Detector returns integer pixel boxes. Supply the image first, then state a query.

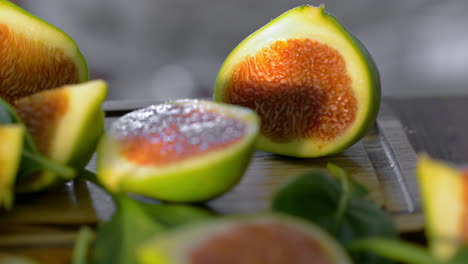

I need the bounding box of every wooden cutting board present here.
[0,102,422,262]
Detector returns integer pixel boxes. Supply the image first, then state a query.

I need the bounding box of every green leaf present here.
[0,98,21,124]
[138,202,215,229]
[20,150,75,180]
[93,195,213,264]
[328,163,352,233]
[447,247,468,264]
[272,169,340,231]
[72,226,94,264]
[327,163,368,197]
[349,238,441,264]
[80,170,102,188]
[350,238,468,264]
[271,164,397,263]
[94,195,165,264]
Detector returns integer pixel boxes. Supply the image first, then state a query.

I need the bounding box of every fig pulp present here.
[0,124,23,210]
[0,0,88,103]
[138,214,351,264]
[214,5,380,157]
[417,155,468,261]
[97,100,259,202]
[14,80,107,192]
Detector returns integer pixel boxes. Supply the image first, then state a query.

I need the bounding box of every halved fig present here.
[14,80,107,192]
[214,5,380,157]
[417,154,468,260]
[97,99,259,202]
[138,213,351,264]
[0,124,23,210]
[0,0,88,103]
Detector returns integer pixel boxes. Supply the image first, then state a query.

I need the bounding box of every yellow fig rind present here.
[0,124,23,210]
[417,154,464,260]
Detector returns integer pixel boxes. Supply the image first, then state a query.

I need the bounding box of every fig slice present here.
[0,0,88,103]
[417,154,468,261]
[97,99,259,202]
[13,80,107,192]
[0,124,23,210]
[214,5,380,157]
[138,213,351,264]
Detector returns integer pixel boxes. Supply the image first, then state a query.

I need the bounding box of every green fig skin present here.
[318,5,381,156]
[14,80,107,192]
[0,0,89,102]
[138,213,352,264]
[66,98,105,170]
[97,100,260,202]
[115,140,255,202]
[214,5,380,158]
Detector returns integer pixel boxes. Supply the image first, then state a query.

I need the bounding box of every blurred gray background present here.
[17,0,468,100]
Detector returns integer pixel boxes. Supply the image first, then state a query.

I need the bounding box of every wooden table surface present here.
[2,96,467,263]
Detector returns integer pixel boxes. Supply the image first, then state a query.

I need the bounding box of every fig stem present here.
[22,151,75,180]
[327,163,351,233]
[334,171,350,232]
[80,169,106,190]
[72,226,94,264]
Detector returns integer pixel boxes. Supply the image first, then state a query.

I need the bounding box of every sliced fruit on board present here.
[13,80,107,192]
[0,0,88,103]
[0,97,75,189]
[97,99,259,202]
[138,213,352,264]
[417,154,468,261]
[214,5,381,157]
[0,124,23,210]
